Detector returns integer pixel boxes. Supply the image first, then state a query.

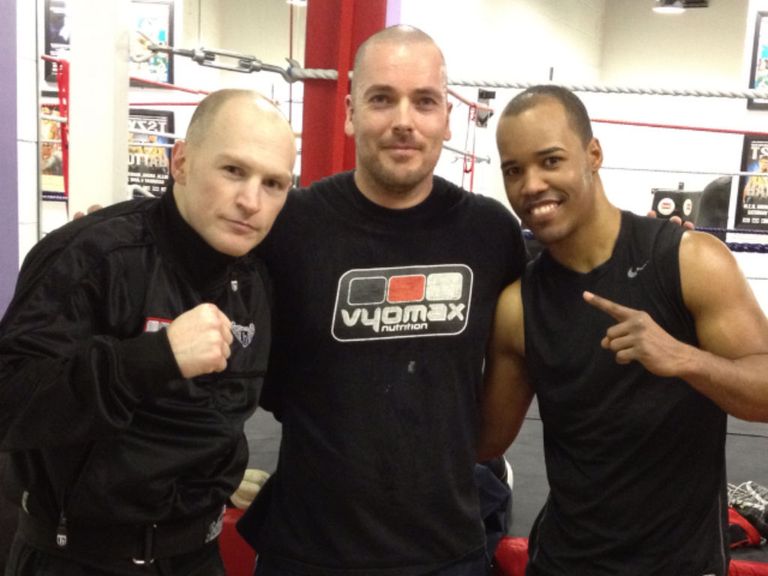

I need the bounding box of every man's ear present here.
[587,137,603,172]
[344,94,354,137]
[170,140,188,184]
[444,101,453,142]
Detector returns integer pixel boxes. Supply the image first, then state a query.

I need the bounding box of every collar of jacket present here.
[152,189,240,291]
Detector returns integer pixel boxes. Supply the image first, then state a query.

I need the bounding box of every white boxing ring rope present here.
[45,43,768,252]
[145,42,768,100]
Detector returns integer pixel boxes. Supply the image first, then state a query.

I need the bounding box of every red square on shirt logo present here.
[387,275,425,303]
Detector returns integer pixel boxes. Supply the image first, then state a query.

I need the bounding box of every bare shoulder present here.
[679,230,768,355]
[679,229,734,267]
[678,230,745,309]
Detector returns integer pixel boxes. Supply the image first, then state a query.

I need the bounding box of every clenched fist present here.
[166,303,233,378]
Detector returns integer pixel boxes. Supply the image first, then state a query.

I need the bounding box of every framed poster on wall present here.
[43,0,174,86]
[748,12,768,109]
[43,0,70,83]
[129,0,174,86]
[128,109,174,197]
[40,103,66,201]
[734,135,768,230]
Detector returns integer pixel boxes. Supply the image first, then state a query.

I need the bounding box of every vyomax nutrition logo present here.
[332,264,473,341]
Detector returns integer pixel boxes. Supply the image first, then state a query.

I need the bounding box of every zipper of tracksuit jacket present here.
[55,443,96,548]
[56,509,67,546]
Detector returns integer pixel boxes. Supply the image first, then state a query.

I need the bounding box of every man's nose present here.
[392,99,414,131]
[521,168,548,195]
[237,181,263,214]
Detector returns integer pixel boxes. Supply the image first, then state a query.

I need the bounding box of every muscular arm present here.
[585,231,768,422]
[677,231,768,420]
[477,280,534,461]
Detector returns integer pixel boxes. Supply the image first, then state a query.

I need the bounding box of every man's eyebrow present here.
[361,85,443,98]
[362,84,395,96]
[500,159,519,172]
[412,87,445,99]
[215,152,293,181]
[499,146,567,171]
[536,146,567,156]
[215,152,242,163]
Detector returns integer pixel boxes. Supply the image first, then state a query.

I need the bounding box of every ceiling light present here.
[287,0,307,5]
[653,0,685,14]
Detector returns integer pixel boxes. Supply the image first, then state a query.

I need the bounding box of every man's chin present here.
[214,236,264,257]
[380,168,431,193]
[522,223,559,247]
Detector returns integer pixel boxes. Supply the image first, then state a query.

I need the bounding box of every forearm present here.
[477,408,526,462]
[678,346,768,422]
[477,384,533,462]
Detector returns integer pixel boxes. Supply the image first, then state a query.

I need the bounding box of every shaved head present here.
[184,89,290,149]
[351,25,447,100]
[500,85,593,147]
[171,88,296,256]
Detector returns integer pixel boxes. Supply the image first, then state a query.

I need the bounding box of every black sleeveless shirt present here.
[522,211,729,576]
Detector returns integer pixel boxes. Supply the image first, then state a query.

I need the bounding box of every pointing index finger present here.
[583,291,633,321]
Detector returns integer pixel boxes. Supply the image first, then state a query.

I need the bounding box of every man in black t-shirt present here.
[239,26,526,576]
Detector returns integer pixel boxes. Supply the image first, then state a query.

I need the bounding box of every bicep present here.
[483,345,533,432]
[680,232,768,359]
[481,283,534,442]
[484,318,531,413]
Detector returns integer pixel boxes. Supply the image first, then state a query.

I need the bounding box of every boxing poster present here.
[40,103,66,202]
[129,0,174,86]
[748,12,768,109]
[44,0,174,86]
[43,0,69,83]
[735,135,768,230]
[128,110,174,198]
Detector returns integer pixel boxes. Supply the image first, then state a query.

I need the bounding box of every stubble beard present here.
[365,154,435,199]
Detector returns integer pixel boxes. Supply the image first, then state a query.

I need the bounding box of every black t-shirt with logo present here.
[252,171,526,575]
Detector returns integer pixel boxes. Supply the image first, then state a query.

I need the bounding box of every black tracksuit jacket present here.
[0,191,271,531]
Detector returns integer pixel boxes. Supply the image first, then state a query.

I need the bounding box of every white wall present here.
[400,0,606,85]
[602,0,749,87]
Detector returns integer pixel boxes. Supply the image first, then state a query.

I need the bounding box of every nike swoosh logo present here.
[627,260,650,279]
